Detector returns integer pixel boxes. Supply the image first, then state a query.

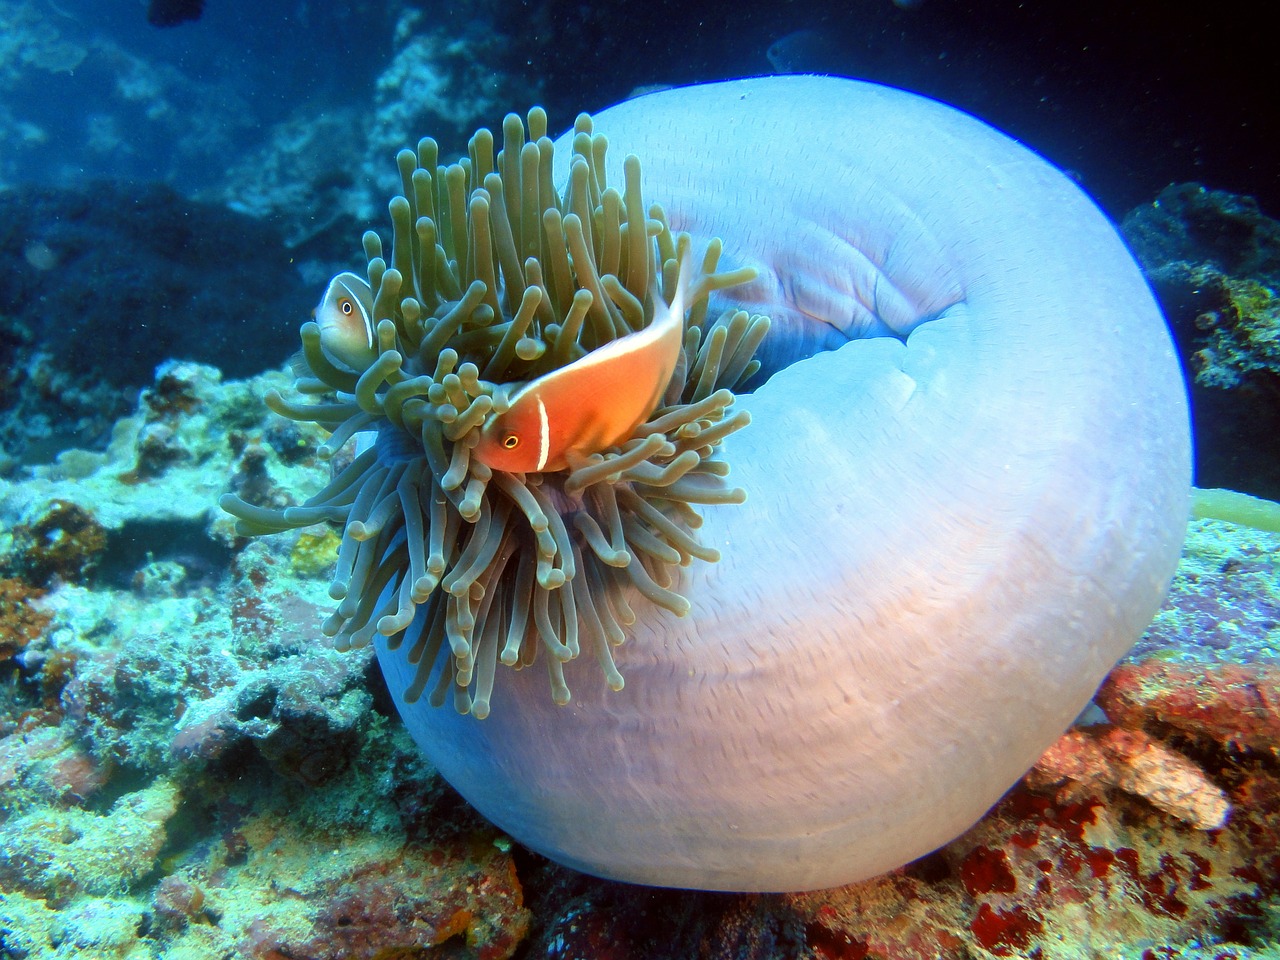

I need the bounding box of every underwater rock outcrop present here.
[1122,183,1280,500]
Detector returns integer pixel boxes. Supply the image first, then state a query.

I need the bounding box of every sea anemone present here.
[221,109,767,719]
[364,77,1192,892]
[224,76,1191,893]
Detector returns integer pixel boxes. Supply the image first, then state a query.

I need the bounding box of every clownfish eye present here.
[340,299,355,315]
[502,434,520,449]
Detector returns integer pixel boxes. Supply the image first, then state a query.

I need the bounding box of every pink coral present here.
[1030,727,1230,829]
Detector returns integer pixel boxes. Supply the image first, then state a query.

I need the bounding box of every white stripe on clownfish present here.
[316,272,378,372]
[535,396,551,472]
[472,256,692,474]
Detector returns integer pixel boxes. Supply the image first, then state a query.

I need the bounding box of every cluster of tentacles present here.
[222,109,769,718]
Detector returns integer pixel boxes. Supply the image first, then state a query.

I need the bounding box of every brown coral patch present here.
[0,576,50,661]
[9,500,108,585]
[229,832,530,960]
[1028,726,1230,829]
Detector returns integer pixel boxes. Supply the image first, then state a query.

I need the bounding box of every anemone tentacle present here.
[221,110,769,718]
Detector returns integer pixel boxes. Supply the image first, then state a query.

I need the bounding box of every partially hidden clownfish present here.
[316,272,378,371]
[472,259,691,474]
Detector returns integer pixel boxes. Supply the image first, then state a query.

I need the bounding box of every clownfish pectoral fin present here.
[316,272,377,371]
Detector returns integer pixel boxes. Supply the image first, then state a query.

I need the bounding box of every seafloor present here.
[0,358,1277,959]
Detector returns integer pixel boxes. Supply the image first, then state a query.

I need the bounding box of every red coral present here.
[959,846,1017,896]
[970,903,1043,955]
[1099,661,1280,754]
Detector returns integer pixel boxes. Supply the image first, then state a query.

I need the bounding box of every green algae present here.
[1185,268,1280,389]
[1192,486,1280,533]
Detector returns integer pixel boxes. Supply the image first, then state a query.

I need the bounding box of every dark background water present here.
[3,0,1275,219]
[525,0,1279,221]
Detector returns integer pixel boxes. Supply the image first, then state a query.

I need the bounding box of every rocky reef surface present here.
[0,346,1277,957]
[0,361,531,958]
[0,182,315,475]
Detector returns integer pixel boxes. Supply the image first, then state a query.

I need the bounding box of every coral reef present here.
[0,0,264,191]
[1122,184,1280,499]
[0,183,319,487]
[0,0,1272,950]
[0,0,406,193]
[0,0,540,282]
[0,362,265,591]
[213,6,531,252]
[0,361,533,957]
[2,178,1279,950]
[1133,515,1280,666]
[0,1,537,469]
[0,779,179,904]
[216,105,370,252]
[1,352,1276,956]
[365,11,530,197]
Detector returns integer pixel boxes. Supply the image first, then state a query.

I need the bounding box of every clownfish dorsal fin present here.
[471,252,693,474]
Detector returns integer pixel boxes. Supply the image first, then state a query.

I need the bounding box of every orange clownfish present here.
[316,272,378,371]
[472,262,690,474]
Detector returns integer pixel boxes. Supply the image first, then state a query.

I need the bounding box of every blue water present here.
[2,0,1274,217]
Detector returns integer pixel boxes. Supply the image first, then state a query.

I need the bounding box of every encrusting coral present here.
[221,109,768,718]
